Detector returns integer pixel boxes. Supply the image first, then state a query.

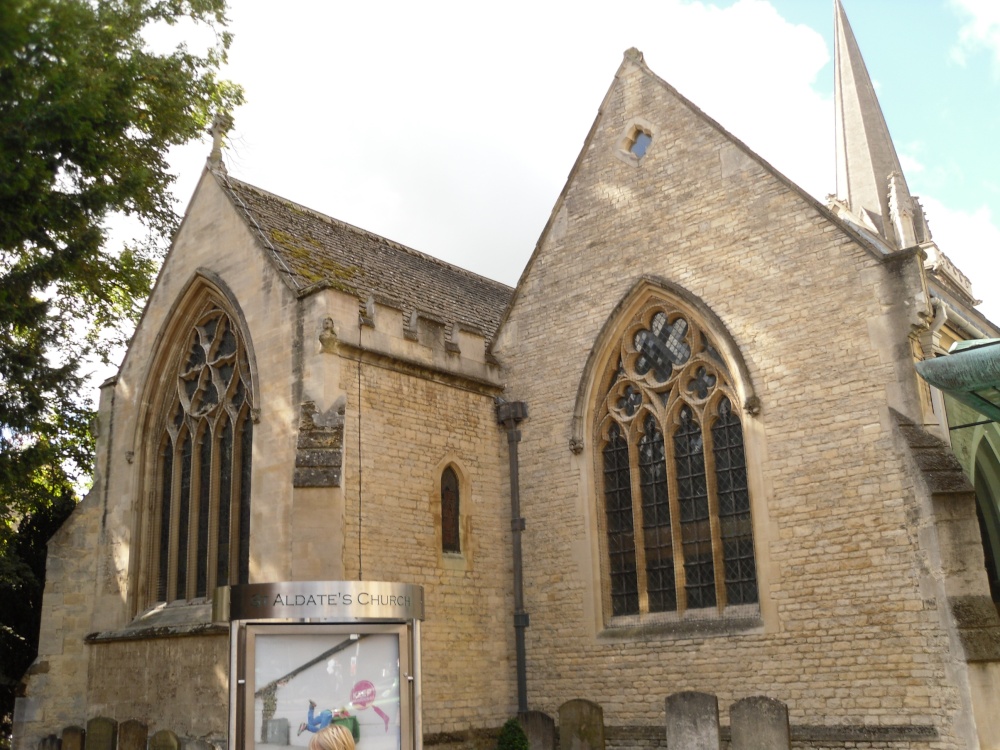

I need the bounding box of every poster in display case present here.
[243,624,412,750]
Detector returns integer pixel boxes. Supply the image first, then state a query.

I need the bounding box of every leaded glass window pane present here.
[239,411,253,585]
[712,398,757,605]
[603,424,638,616]
[195,432,212,598]
[217,418,233,587]
[675,406,716,610]
[176,432,193,600]
[639,415,675,612]
[157,439,173,603]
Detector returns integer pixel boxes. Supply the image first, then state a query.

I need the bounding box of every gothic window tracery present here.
[596,301,757,621]
[150,304,253,606]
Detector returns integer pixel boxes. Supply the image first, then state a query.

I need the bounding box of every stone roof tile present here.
[219,175,513,341]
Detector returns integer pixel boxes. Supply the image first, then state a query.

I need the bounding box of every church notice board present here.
[221,582,424,750]
[243,623,414,750]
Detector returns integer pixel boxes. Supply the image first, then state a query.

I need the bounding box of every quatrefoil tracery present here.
[605,306,734,426]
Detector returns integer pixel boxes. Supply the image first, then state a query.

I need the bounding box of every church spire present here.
[833,0,913,248]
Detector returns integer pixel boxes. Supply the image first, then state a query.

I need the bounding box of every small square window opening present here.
[630,131,652,159]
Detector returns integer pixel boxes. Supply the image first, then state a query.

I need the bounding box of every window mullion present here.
[664,413,686,614]
[701,408,726,612]
[206,421,222,595]
[168,434,183,602]
[629,418,650,615]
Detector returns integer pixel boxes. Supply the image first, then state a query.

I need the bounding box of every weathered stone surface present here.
[665,692,719,750]
[61,727,85,750]
[87,636,227,741]
[294,448,342,467]
[293,466,341,487]
[148,730,178,750]
[84,718,116,750]
[295,431,344,450]
[518,711,555,750]
[559,700,604,750]
[730,696,789,750]
[117,720,147,750]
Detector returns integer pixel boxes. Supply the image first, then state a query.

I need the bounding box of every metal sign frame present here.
[218,582,424,750]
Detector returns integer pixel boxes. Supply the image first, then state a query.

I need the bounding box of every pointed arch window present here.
[150,304,253,605]
[441,466,461,554]
[596,302,757,622]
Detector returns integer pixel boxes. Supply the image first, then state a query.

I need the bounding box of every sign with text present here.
[218,581,424,622]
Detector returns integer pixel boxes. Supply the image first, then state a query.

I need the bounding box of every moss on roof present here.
[219,175,514,341]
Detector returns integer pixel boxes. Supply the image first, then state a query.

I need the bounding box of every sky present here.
[159,0,1000,326]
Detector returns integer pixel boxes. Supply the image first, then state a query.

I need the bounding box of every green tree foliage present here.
[0,0,243,743]
[0,494,74,748]
[497,718,529,750]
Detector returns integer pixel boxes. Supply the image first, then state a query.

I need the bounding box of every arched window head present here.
[441,466,461,554]
[595,299,756,623]
[151,304,254,605]
[974,441,1000,603]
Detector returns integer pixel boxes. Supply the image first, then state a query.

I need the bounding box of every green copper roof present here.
[915,339,1000,423]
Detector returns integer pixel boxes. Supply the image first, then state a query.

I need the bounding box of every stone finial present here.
[207,112,234,174]
[624,47,644,64]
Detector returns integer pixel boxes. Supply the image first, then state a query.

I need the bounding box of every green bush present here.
[497,718,529,750]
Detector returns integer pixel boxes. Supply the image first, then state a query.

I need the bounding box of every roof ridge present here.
[224,175,513,294]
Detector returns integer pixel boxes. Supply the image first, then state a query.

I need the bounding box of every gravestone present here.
[519,711,555,750]
[118,720,148,750]
[730,697,790,750]
[149,729,179,750]
[62,726,86,750]
[558,699,604,750]
[39,734,60,750]
[85,718,117,750]
[665,692,720,750]
[264,718,290,746]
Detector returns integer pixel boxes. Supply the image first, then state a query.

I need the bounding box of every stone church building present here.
[15,2,1000,749]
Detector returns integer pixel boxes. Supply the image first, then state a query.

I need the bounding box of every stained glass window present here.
[604,423,638,617]
[151,304,253,605]
[597,301,757,621]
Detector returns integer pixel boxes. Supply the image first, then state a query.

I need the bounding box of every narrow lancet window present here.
[441,467,461,553]
[603,423,638,616]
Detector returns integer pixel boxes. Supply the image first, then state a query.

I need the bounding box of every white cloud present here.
[951,0,1000,72]
[899,153,926,175]
[922,195,1000,324]
[179,0,836,286]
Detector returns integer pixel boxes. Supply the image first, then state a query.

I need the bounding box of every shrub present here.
[497,717,529,750]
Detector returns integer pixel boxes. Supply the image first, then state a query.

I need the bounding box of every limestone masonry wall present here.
[493,57,966,747]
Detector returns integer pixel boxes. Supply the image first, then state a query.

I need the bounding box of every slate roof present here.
[218,174,514,342]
